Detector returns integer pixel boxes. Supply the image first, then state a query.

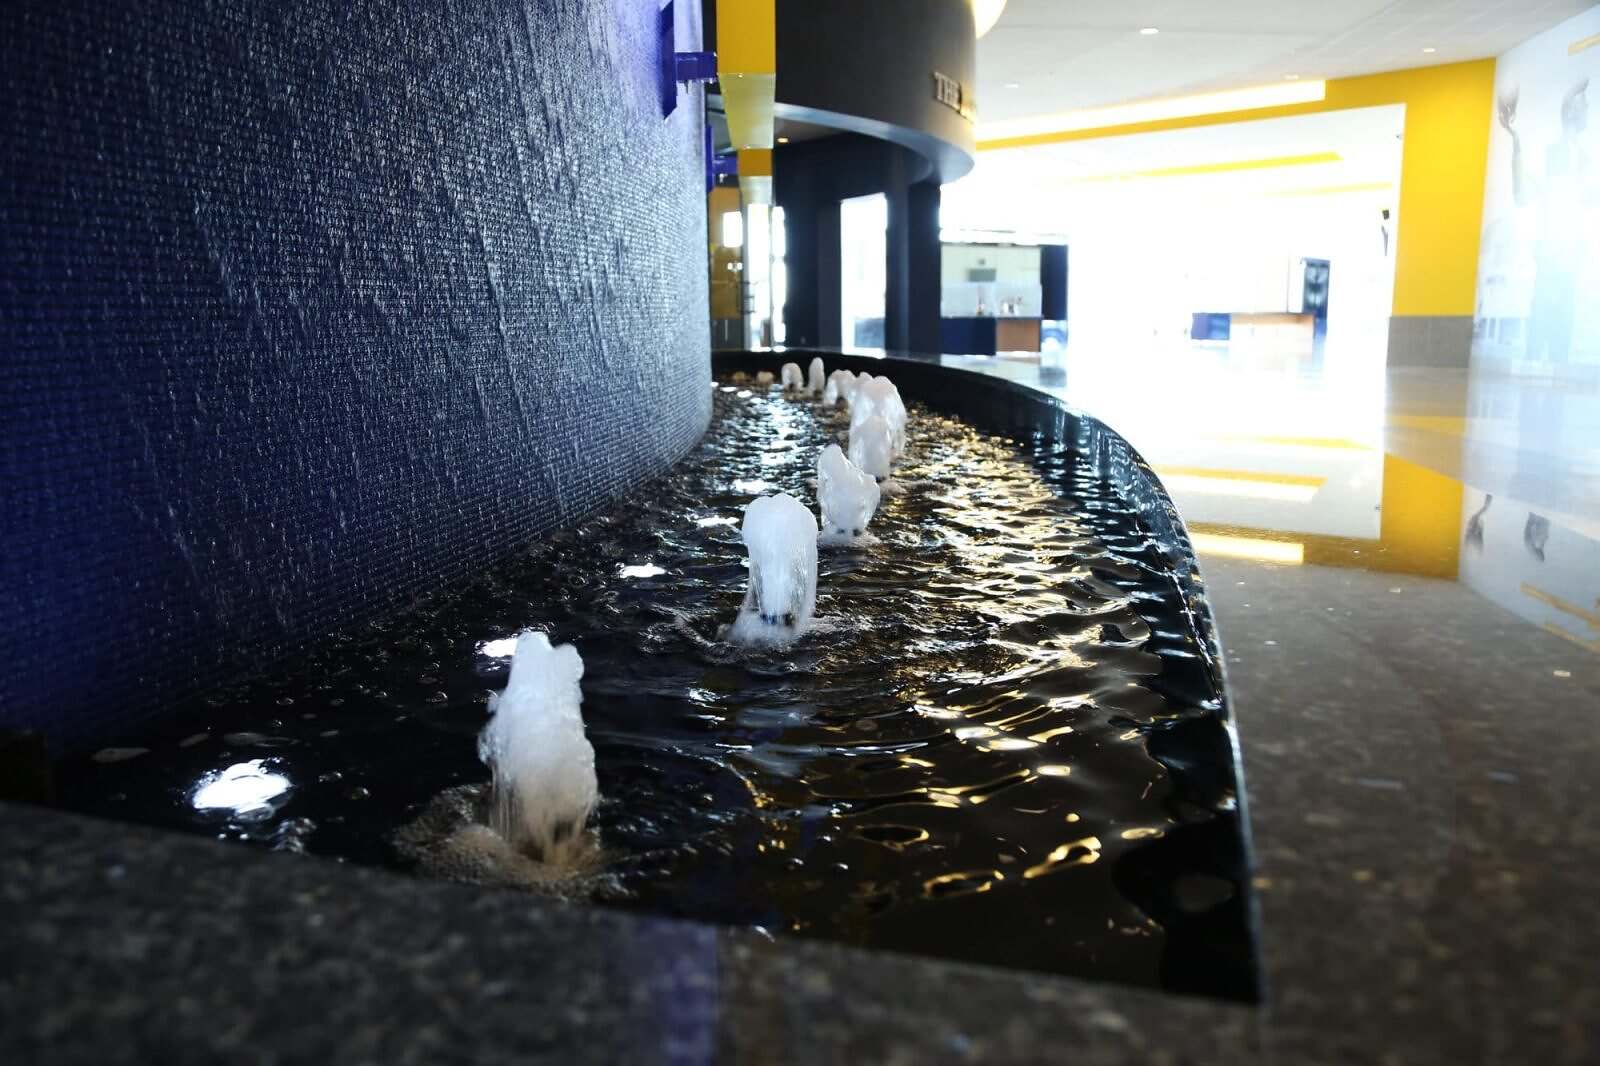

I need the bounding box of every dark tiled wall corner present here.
[0,0,712,747]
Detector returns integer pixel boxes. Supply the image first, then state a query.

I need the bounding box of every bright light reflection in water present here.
[732,478,770,494]
[695,515,736,527]
[477,637,519,658]
[619,563,667,578]
[191,760,291,818]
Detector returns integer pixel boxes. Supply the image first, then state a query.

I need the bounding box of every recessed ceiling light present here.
[1139,27,1159,36]
[1004,81,1021,89]
[776,136,789,144]
[1284,74,1300,81]
[1422,46,1436,53]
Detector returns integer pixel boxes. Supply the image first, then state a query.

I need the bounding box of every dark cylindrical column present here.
[883,150,911,352]
[907,180,942,354]
[781,199,819,347]
[1040,244,1069,322]
[816,199,843,348]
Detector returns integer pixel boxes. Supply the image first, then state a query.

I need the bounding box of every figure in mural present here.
[1524,512,1552,563]
[1464,494,1492,553]
[1497,79,1594,364]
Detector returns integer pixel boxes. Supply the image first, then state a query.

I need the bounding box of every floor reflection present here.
[941,344,1600,659]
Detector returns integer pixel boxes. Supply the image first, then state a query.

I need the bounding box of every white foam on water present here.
[724,493,819,645]
[477,631,598,867]
[816,444,881,547]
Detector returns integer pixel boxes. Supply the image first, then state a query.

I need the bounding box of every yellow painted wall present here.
[708,186,743,320]
[717,0,776,152]
[979,61,1498,318]
[716,0,775,73]
[1329,64,1496,316]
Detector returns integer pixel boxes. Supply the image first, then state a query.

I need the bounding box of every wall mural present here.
[1474,7,1600,368]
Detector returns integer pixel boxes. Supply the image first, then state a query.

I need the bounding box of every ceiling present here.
[942,104,1407,235]
[976,0,1593,128]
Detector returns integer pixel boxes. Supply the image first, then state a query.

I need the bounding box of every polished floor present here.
[942,344,1600,661]
[935,340,1600,1060]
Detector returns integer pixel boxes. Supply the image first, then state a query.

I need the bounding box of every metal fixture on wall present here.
[661,1,716,117]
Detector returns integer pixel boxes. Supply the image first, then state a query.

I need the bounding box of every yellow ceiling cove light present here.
[1189,532,1306,565]
[977,79,1327,146]
[971,0,1008,39]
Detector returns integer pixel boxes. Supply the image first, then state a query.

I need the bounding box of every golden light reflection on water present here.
[1023,836,1104,880]
[981,736,1039,752]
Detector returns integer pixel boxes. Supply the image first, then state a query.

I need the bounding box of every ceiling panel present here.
[977,0,1594,125]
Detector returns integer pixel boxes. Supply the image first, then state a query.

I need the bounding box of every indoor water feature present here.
[50,366,1257,1000]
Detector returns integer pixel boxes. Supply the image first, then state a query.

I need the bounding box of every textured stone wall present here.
[0,0,712,746]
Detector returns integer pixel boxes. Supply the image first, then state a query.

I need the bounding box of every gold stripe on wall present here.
[1521,583,1600,630]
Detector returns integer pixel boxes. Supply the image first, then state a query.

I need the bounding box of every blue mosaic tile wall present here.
[0,0,712,748]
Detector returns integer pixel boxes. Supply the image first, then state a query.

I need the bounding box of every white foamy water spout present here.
[755,370,775,387]
[848,413,895,482]
[726,493,819,645]
[780,362,804,392]
[822,368,855,406]
[850,375,908,457]
[816,444,881,546]
[477,631,598,864]
[807,357,826,395]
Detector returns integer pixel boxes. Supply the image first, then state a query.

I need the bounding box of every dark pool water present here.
[57,381,1258,1000]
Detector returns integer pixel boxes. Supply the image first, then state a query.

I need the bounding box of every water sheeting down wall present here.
[0,0,712,747]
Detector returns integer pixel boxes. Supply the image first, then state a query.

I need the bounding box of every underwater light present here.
[191,760,291,818]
